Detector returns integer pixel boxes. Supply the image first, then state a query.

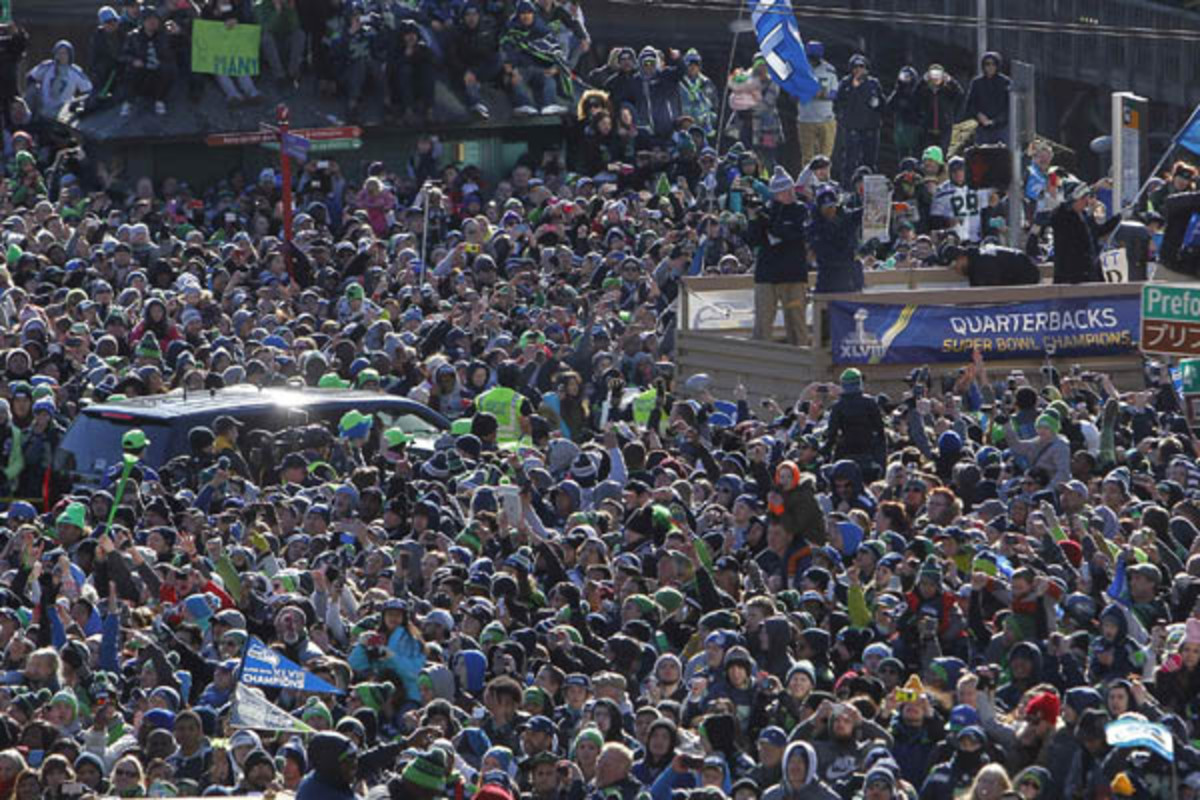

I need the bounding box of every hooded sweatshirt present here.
[295,732,359,800]
[962,52,1010,127]
[763,741,839,800]
[27,41,93,118]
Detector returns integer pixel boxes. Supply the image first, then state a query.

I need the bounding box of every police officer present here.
[825,368,886,480]
[474,361,534,446]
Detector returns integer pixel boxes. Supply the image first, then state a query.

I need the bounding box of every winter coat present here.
[915,75,964,135]
[963,245,1041,286]
[88,26,124,83]
[773,473,827,545]
[827,391,886,467]
[296,733,360,800]
[1049,201,1121,284]
[0,24,29,98]
[808,207,864,292]
[123,25,175,72]
[608,64,685,141]
[449,16,499,73]
[753,199,809,283]
[348,625,427,705]
[833,73,884,130]
[1003,426,1071,486]
[962,54,1010,127]
[886,68,922,126]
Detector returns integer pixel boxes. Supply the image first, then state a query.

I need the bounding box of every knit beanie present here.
[401,750,447,792]
[51,689,78,722]
[918,554,942,584]
[301,697,332,727]
[1035,414,1060,435]
[768,166,795,195]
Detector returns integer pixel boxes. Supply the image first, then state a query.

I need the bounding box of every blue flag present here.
[240,636,344,694]
[1178,105,1200,156]
[748,0,820,103]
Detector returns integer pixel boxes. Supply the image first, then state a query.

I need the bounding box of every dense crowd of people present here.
[1,3,1200,800]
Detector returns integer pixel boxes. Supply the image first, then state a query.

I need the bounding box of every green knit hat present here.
[51,689,78,722]
[922,145,945,165]
[136,333,162,361]
[456,529,483,555]
[353,682,393,712]
[572,726,604,758]
[319,372,351,389]
[654,587,684,615]
[1035,414,1060,435]
[479,621,506,648]
[627,594,659,618]
[918,554,942,584]
[401,750,447,792]
[300,697,332,726]
[524,686,551,710]
[56,501,87,532]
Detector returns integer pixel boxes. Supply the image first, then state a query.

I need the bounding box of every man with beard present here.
[789,700,892,786]
[976,690,1064,780]
[274,604,325,665]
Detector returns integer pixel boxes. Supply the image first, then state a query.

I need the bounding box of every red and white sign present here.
[206,125,362,147]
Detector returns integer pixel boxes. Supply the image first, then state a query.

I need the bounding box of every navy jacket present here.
[833,74,885,130]
[753,200,809,283]
[963,68,1011,127]
[808,208,864,293]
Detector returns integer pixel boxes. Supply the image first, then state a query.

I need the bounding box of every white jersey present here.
[931,180,991,241]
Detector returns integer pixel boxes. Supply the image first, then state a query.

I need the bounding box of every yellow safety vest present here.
[632,388,658,426]
[476,386,522,443]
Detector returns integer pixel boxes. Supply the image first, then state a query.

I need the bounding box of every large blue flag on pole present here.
[1177,104,1200,156]
[747,0,820,103]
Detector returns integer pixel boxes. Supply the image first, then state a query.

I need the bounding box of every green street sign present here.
[1182,360,1200,394]
[1141,284,1200,356]
[263,138,361,154]
[0,0,11,23]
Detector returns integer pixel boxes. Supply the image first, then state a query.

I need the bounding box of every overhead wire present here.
[608,0,1200,42]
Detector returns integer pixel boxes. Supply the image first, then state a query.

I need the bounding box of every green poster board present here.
[191,19,260,77]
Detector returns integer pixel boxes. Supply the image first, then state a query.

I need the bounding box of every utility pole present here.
[1007,61,1036,248]
[977,0,988,64]
[276,104,294,283]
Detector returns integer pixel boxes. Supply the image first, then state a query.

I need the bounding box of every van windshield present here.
[58,415,173,480]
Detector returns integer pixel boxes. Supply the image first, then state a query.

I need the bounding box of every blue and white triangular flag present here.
[240,636,344,694]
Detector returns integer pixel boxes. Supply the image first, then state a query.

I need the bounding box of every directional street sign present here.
[1141,283,1200,356]
[206,126,362,147]
[280,132,310,161]
[262,138,360,154]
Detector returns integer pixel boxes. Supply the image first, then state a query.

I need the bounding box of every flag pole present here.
[1128,103,1200,212]
[715,1,748,154]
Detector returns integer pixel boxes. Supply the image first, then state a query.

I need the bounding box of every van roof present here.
[83,385,446,424]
